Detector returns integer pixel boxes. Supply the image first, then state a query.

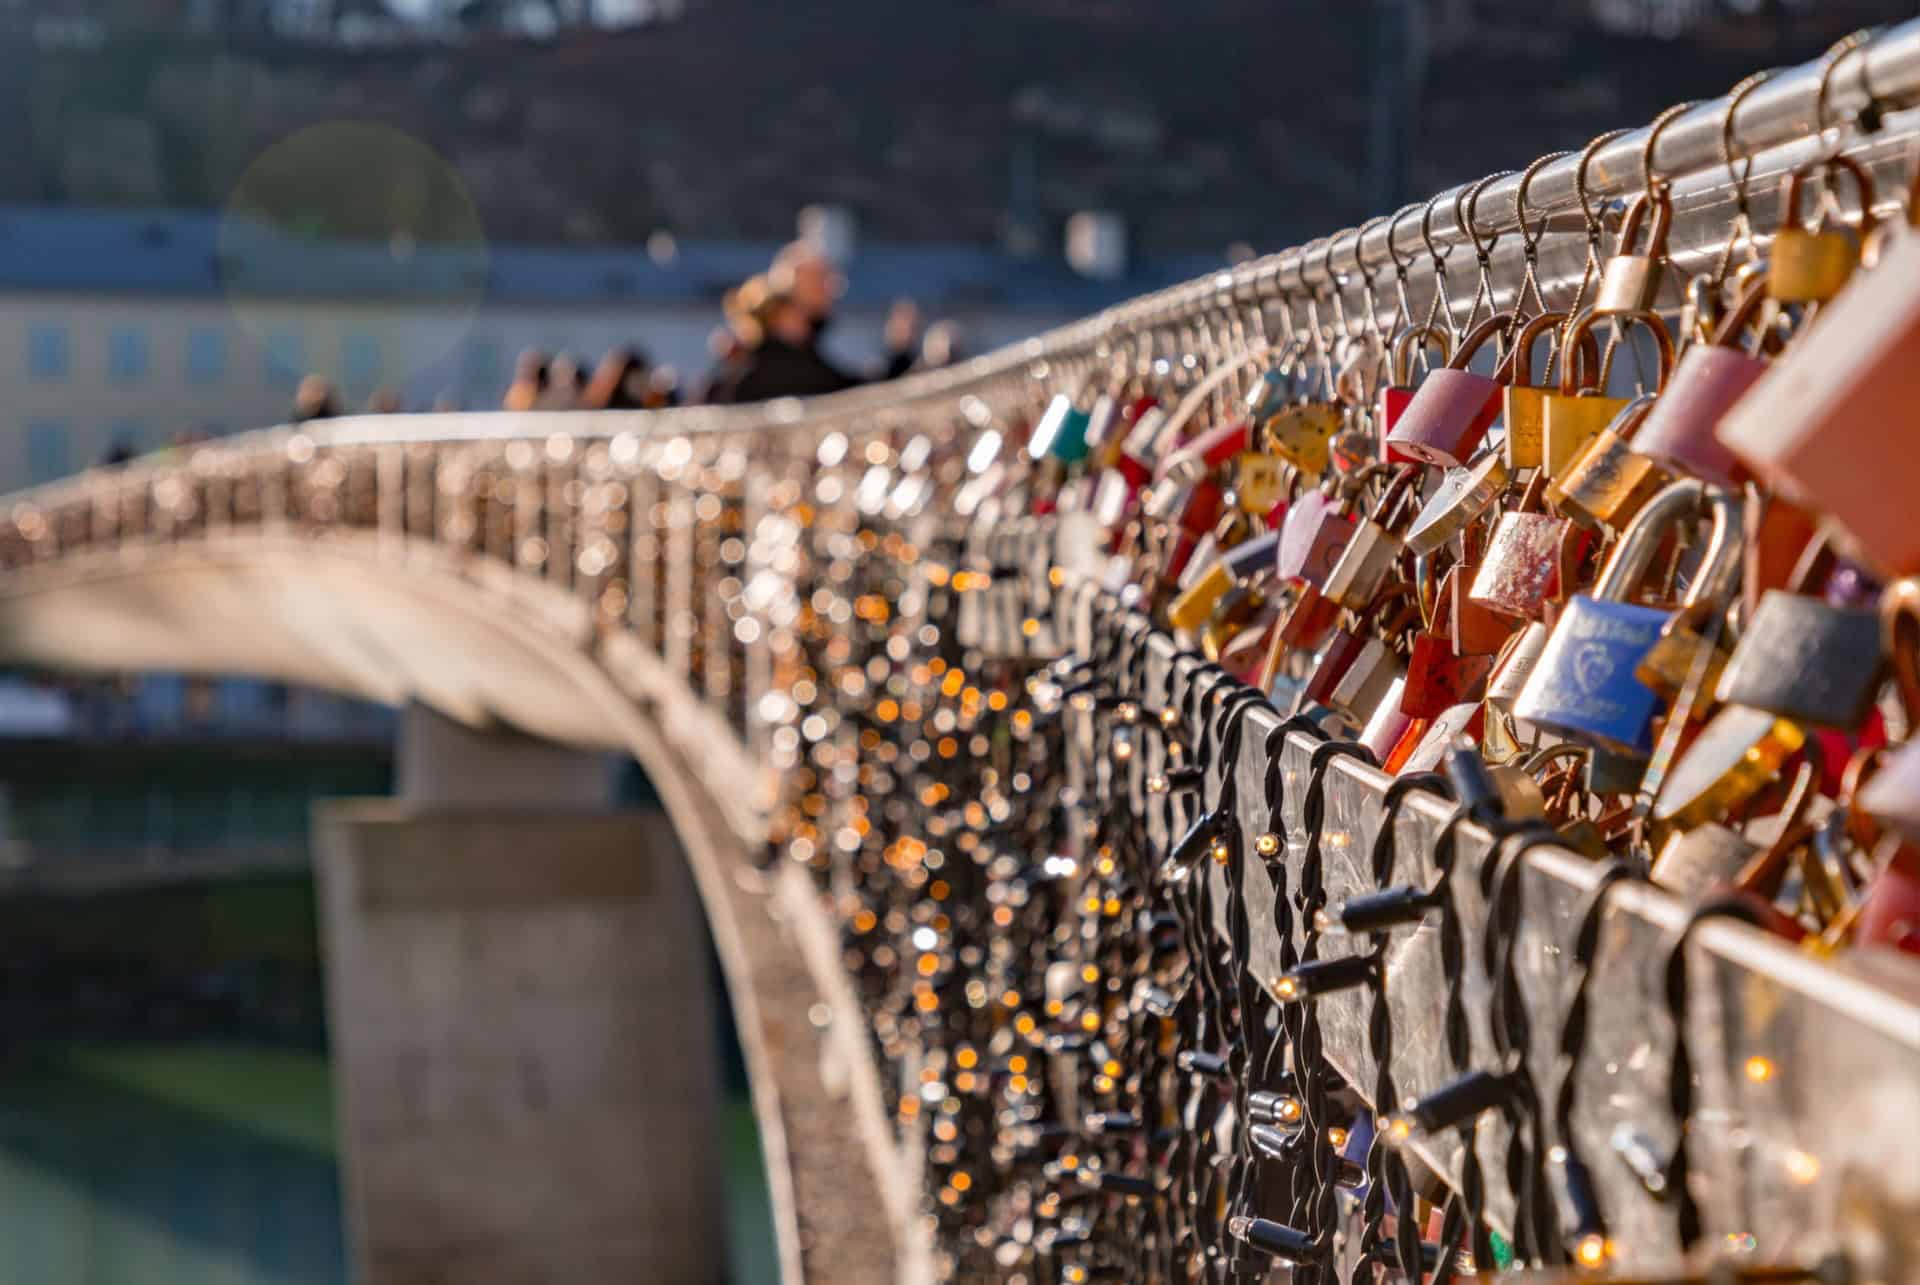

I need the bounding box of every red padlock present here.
[1386,311,1514,468]
[1375,323,1451,454]
[1157,418,1250,483]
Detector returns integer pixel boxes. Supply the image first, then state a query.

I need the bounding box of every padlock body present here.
[1469,513,1574,619]
[1275,494,1356,588]
[1653,704,1805,830]
[1630,345,1761,486]
[1265,402,1342,475]
[1385,368,1501,468]
[1397,701,1486,773]
[1376,385,1416,444]
[1328,636,1404,727]
[1547,429,1672,532]
[1303,628,1368,709]
[1632,627,1728,704]
[1275,579,1339,650]
[1485,621,1549,710]
[1442,564,1517,655]
[1767,227,1856,303]
[1322,519,1400,609]
[1359,674,1413,761]
[1235,453,1286,514]
[1511,594,1671,753]
[1714,590,1884,728]
[1501,385,1547,469]
[1401,634,1493,720]
[1541,393,1630,479]
[1595,255,1662,316]
[1719,232,1920,576]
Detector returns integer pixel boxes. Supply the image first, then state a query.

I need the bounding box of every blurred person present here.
[644,365,680,409]
[583,347,651,410]
[770,241,920,381]
[368,387,404,414]
[713,278,861,403]
[293,374,341,422]
[503,349,550,411]
[920,319,966,369]
[539,354,588,409]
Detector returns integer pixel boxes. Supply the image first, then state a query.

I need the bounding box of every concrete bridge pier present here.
[314,704,723,1284]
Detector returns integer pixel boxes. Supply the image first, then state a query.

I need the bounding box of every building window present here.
[187,329,226,384]
[27,325,68,380]
[107,326,149,383]
[26,420,69,484]
[264,329,303,390]
[342,331,381,395]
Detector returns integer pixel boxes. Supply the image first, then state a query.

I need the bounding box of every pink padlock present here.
[1632,278,1769,485]
[1274,486,1356,588]
[1718,228,1920,576]
[1386,311,1513,468]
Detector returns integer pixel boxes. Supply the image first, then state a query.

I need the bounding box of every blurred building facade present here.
[0,204,1207,491]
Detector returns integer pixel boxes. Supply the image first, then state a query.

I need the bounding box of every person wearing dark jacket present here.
[707,246,921,404]
[709,275,863,404]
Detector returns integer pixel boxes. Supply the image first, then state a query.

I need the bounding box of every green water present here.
[0,1044,777,1285]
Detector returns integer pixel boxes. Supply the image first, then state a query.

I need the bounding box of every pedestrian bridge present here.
[0,352,1080,1283]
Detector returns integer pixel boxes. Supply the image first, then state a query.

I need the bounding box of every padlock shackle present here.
[1447,310,1517,372]
[1707,274,1777,350]
[1387,323,1452,384]
[1373,462,1426,531]
[1500,309,1596,390]
[1782,154,1879,235]
[1614,188,1675,257]
[1599,391,1661,445]
[1560,308,1676,396]
[1591,479,1741,606]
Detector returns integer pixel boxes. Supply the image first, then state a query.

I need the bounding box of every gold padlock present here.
[1594,187,1674,316]
[1768,155,1875,304]
[1499,310,1590,471]
[1263,402,1343,477]
[1540,306,1671,480]
[1234,452,1289,515]
[1546,392,1671,532]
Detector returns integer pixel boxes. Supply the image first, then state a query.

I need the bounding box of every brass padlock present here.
[1403,449,1509,557]
[1546,393,1671,533]
[1768,155,1876,304]
[1500,310,1595,471]
[1595,187,1675,316]
[1539,307,1643,480]
[1322,465,1425,610]
[1263,401,1344,477]
[1652,703,1806,832]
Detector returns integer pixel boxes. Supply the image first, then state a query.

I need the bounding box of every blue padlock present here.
[1512,479,1741,754]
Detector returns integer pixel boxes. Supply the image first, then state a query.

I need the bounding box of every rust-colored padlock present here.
[1441,562,1518,656]
[1540,306,1674,480]
[1375,323,1451,453]
[1401,632,1494,720]
[1769,155,1876,304]
[1546,393,1671,532]
[1500,310,1597,471]
[1385,310,1514,468]
[1595,187,1675,316]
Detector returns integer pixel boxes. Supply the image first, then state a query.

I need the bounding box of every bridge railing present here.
[4,19,1920,1284]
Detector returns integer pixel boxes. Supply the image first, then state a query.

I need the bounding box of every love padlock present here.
[1630,274,1773,486]
[1501,310,1596,471]
[1769,155,1875,305]
[1385,311,1514,468]
[1376,323,1451,451]
[1513,479,1743,754]
[1594,187,1675,316]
